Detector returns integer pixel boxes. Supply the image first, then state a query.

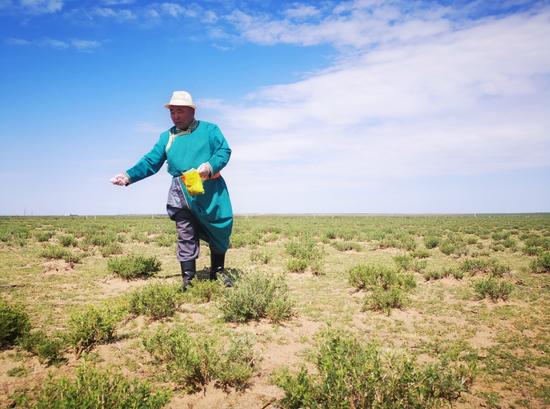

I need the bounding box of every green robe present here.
[126,120,233,253]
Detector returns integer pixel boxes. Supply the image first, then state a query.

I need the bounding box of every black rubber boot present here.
[180,260,196,291]
[210,252,232,287]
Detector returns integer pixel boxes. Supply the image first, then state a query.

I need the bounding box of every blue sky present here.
[1,0,549,215]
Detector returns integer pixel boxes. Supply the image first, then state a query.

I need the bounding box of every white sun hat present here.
[164,91,196,109]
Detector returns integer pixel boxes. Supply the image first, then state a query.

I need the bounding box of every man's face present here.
[170,106,195,129]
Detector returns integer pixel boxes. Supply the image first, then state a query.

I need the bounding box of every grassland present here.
[0,214,549,408]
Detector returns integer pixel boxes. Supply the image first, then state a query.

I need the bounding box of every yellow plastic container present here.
[181,169,204,196]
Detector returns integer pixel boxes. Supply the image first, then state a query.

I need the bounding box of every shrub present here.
[439,240,456,255]
[285,238,321,261]
[185,280,224,303]
[154,234,173,247]
[460,258,510,277]
[143,326,257,392]
[492,231,511,241]
[348,264,415,292]
[39,245,83,264]
[107,255,161,279]
[473,277,514,301]
[58,235,78,247]
[530,252,550,273]
[218,271,293,323]
[214,334,257,390]
[363,287,407,314]
[17,330,65,365]
[466,237,478,245]
[100,242,123,257]
[286,258,308,273]
[129,282,182,319]
[84,234,115,247]
[448,267,464,280]
[250,250,271,264]
[502,238,517,250]
[423,270,444,281]
[411,248,430,259]
[331,241,362,252]
[0,300,31,348]
[393,255,412,270]
[33,365,170,409]
[34,231,54,242]
[66,305,118,356]
[424,236,440,249]
[275,330,474,409]
[523,246,542,256]
[143,325,214,391]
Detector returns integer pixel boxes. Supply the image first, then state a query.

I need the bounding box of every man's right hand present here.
[110,173,130,186]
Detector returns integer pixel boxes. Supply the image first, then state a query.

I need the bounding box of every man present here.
[111,91,233,289]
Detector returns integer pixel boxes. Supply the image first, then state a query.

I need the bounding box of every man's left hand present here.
[197,163,212,179]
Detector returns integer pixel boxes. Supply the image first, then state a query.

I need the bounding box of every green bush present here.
[129,282,182,319]
[154,234,173,247]
[447,267,464,280]
[423,270,444,281]
[0,300,31,348]
[58,234,78,247]
[33,365,170,409]
[460,258,510,277]
[66,305,118,356]
[84,234,116,247]
[439,240,456,255]
[250,250,271,264]
[393,255,412,270]
[218,271,293,323]
[275,329,474,409]
[424,236,440,249]
[530,252,550,273]
[34,231,54,242]
[39,245,83,263]
[286,258,308,273]
[285,238,324,273]
[107,254,161,279]
[348,264,415,292]
[17,330,65,365]
[331,241,362,252]
[143,326,257,392]
[363,287,407,314]
[214,334,257,391]
[285,238,321,260]
[185,280,224,303]
[143,325,214,391]
[473,277,514,301]
[411,248,430,259]
[100,242,123,257]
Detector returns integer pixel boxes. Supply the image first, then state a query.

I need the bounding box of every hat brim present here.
[164,103,196,109]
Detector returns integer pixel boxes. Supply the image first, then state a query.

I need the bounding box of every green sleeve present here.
[208,125,231,175]
[126,134,167,184]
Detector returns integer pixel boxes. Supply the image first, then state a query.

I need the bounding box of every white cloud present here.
[40,37,69,49]
[284,4,320,19]
[70,39,101,51]
[159,2,185,17]
[20,0,62,13]
[225,4,453,48]
[92,6,136,20]
[204,9,217,23]
[5,37,31,45]
[207,8,550,212]
[101,0,134,5]
[34,37,102,51]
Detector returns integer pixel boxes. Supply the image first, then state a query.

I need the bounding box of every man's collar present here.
[174,119,198,134]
